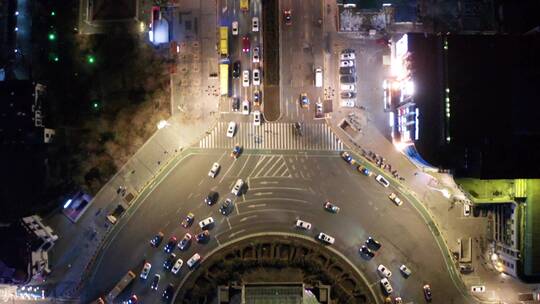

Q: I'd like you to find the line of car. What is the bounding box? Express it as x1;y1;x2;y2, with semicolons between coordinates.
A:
339;49;357;108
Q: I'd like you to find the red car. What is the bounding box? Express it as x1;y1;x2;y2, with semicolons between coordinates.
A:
242;36;250;53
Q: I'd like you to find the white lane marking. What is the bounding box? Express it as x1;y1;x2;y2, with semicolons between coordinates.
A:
237;154;251;177
198;179;204;186
247;203;267;208
245;155;263;177
253;192;273;196
240;215;257;222
229;229;246;238
259;181;278;185
187;193;194;199
226;217;232;229
264;157;284;176
219;160;237;183
271;162;287;177
252;155;276;177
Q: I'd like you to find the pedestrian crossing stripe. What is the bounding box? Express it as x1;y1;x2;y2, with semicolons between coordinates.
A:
198;122;343;151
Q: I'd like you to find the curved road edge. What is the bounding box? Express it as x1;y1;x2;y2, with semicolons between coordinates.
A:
326;119;475;303
173;231;381;304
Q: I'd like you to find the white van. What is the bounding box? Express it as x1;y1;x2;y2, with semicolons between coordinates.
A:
315;67;323;87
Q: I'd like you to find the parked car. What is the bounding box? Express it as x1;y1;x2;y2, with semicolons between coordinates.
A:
242;70;250;87
340;52;356;60
341;84;356;91
252;68;261;86
295;219;312;230
464;203;471;216
242;99;250;114
471;285;485;293
253;47;260;63
340;75;356;84
340;100;355;108
162;284;174;301
359;245;375;258
242;36;250;53
163;253;176;270
339;66;355;75
150;232;164;247
164;236;177;253
300;93;309;108
195;230;210;242
340;60;355;67
253;90;261;106
388;193;402;206
366;236;382;250
324;201;340;213
375;174;390;188
341;91;356;98
140;262;151;279
231;144;242;159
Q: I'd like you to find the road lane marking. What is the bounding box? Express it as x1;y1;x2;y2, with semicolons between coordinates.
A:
188;192;194;199
198;179;204;186
240;215;257;222
247;203;267;208
259;181;278;185
253;192;273;196
264;157;283;176
252;155;276;177
226;217;232;229
219;159;237;183
237;154;251;177
229;229;246;238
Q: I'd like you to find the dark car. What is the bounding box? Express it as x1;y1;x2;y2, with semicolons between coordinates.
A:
283;9;292;25
341;91;356;99
162;284;174;301
163;253;176;270
195;230;209;242
127;294;138;304
253;90;261;106
340;75;356;84
204;191;218;205
150;232;164;247
150;274;160;290
233;61;240;78
219;199;233;215
339;66;355;75
366;236;381;250
164;236;177;253
232;98;240;111
178;233;192;251
359;245;375;258
423;284;432;302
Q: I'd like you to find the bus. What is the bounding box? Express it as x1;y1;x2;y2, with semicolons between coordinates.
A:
219;26;228;57
106;270;136;302
220;64;229;96
240;0;249;12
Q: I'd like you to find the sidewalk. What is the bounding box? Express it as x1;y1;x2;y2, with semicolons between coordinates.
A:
42;0;218;300
326;107;540;303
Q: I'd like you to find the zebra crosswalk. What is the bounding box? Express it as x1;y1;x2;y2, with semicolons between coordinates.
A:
198;122;344;150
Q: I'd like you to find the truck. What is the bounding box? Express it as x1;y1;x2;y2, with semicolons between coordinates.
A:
105;270;136;302
219;26;228;57
219;63;229;96
240;0;249;12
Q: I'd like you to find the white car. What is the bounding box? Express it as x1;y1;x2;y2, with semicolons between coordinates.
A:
198;217;215;229
340;100;355;107
231;178;244;196
253;111;261;126
317;232;335;244
377;264;392;278
242;70;250;87
340;60;354;67
242;100;250;115
471;285;485;293
464;203;471;216
340;53;356;60
380;278;393;294
187;253;201;269
171;258;183;274
252;17;259;32
399;264;412;277
252;68;261;86
226;121;236;138
140;262;151;279
295;219;312;230
375;174;390;188
388;193;402;206
232;21;239;35
253;47;260;63
340;84;356;91
208;162;220;178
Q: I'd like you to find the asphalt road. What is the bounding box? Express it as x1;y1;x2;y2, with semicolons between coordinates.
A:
84;148;467;303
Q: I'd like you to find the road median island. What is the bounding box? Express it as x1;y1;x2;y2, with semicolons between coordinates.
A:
174;233;377;304
262;0;280;121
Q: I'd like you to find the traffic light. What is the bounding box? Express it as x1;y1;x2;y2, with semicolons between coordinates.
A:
48;32;56;41
91;100;101;110
87;55;95;64
51;11;56;16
